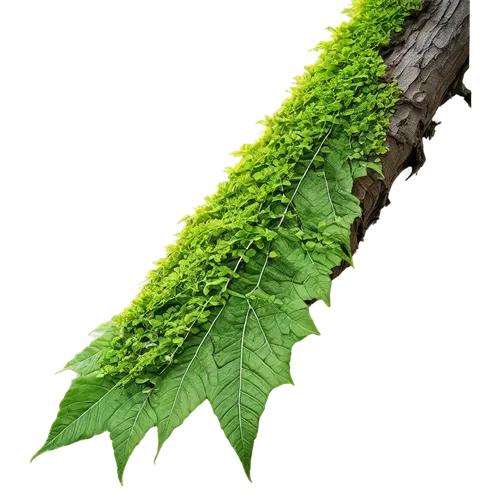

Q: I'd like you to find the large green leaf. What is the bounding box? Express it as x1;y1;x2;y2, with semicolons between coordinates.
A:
33;0;423;483
30;129;359;483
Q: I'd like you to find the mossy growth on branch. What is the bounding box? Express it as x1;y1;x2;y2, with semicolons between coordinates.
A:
93;0;421;382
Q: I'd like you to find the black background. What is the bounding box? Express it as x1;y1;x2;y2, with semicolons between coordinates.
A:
19;3;476;497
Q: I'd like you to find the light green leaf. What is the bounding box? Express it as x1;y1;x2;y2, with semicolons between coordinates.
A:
360;160;384;177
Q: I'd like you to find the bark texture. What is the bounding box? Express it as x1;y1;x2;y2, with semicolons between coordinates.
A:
329;0;470;284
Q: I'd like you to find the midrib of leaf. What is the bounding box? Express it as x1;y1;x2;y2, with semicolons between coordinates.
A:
126;394;150;448
323;169;337;216
278;125;334;226
237;307;251;444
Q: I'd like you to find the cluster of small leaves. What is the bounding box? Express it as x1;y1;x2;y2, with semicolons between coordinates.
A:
90;0;422;383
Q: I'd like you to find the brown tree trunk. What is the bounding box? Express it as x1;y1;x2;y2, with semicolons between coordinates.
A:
329;0;470;284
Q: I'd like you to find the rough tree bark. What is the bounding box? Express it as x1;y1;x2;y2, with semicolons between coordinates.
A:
326;0;470;286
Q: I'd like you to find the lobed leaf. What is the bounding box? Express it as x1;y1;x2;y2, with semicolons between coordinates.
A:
33;0;423;483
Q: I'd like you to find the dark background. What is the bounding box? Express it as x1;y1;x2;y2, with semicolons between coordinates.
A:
20;4;478;497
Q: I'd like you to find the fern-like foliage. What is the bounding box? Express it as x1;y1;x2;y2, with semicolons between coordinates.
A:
33;0;422;483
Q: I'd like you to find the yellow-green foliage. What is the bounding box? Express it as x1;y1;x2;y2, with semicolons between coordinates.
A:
94;0;421;381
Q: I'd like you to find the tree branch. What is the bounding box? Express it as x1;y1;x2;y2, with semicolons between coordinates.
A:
329;0;470;284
